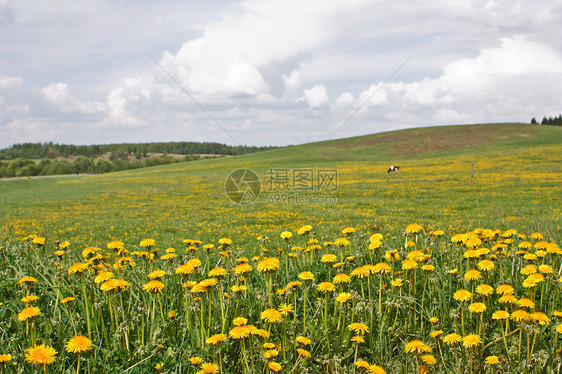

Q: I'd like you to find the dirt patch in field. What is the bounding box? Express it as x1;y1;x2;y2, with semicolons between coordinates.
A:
329;124;534;158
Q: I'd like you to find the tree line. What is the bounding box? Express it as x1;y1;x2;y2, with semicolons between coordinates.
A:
0;141;276;160
0;155;205;178
530;114;562;126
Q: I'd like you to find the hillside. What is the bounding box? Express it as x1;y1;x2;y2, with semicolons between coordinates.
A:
0;122;560;247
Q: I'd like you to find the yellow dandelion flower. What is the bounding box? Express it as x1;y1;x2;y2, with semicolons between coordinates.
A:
531;312;550;325
65;335;93;354
143;280;165;293
197;362;219;374
442;333;462;345
234;263;253;275
453;289;472;302
268;362;282;372
296;348;311;357
348;322;369;335
468;302;487;314
296;336;312;345
333;273;351;284
404;340;431;354
321;254;338;264
0;354;13;363
18;306;41;321
21;295;39;304
261;308;283;323
298;271;315;281
492;310;510;320
336;292;352;303
401;259;418;271
475;284;494;296
464;269;482;281
421;355;437;365
511;309;531;322
317;282;336;293
60;297;76;304
485;356;499;365
462;334;482;348
189;356;202;365
25;344;57;367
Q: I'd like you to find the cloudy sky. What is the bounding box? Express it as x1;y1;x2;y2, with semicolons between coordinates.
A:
1;0;561;148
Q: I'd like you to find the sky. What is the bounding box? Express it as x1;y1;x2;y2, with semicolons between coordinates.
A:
1;0;562;148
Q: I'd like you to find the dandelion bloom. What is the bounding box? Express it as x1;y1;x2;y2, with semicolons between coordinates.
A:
176;264;195;275
468;302;487;314
521;264;537;275
261;308;283;323
462;334;482;348
257;257;280;273
355;360;370;369
146;269;165;279
348;322;370;335
477;260;495;272
94;271;114;284
189;357;203;365
21;295;39;304
518;298;535;309
556;324;562;334
234;263;253;275
373;262;392;274
401;260;418;271
421;264;435;272
475;284;494;296
268;362;282;372
317;282;336;293
407;250;425;261
368;365;387;374
139;239;155;248
278;303;294;316
430;330;443;339
442;333;462;345
0;354;12;363
421;355;437;365
333;273;351;284
143;280;165;293
492;310;510;320
263;349;279;359
498;294;518;305
531;312;550;325
334;237;350;247
405;223;423;235
68;262;89;275
511;309;530;322
391;278;403;287
485;356;499;365
197;363;219;374
60;297;76;304
404;340;431;354
297;225;313;235
539;265;553;274
25;344;57;367
208;267;227;278
280;231;293;240
233;317;248;326
429;317;439;324
65;336;93;354
229;326;252;339
100;279;130;292
453;289;472;302
296;348;311;357
464;269;482;282
18;306;40;321
298;271;315;281
351;335;365;343
321;254;338;264
296;336;312;345
336;292;352;304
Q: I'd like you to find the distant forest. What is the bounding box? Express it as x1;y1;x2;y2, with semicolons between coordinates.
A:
531;114;562;126
0;141;276;178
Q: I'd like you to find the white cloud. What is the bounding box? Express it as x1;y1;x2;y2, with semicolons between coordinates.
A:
0;73;22;88
301;84;330;109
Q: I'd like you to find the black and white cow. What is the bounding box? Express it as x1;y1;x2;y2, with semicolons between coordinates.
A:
387;166;400;173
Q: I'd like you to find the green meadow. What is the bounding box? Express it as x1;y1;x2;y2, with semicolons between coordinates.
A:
0;122;561;374
0;123;560;247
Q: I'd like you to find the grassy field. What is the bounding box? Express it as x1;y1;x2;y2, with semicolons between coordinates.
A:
0;123;560;247
0;123;561;373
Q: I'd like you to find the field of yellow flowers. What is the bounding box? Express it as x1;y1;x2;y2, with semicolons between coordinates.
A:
0;225;561;373
0;123;561;373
